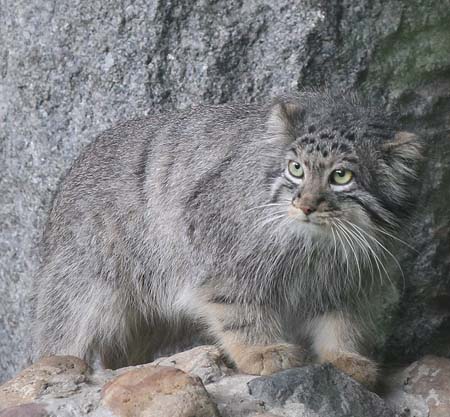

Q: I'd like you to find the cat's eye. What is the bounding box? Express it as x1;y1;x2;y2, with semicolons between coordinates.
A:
331;169;353;185
288;161;304;178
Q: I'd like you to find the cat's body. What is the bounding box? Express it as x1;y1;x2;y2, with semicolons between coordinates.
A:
32;92;421;387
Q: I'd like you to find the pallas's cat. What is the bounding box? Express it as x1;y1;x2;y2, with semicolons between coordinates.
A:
32;92;421;387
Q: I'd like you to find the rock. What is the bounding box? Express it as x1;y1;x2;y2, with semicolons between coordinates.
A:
1;348;450;417
248;364;395;417
151;345;233;384
0;403;50;417
385;355;450;417
101;365;220;417
206;374;264;417
251;414;283;417
0;356;89;410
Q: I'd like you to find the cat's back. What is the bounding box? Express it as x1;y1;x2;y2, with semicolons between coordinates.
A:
43;103;268;254
59;102;266;193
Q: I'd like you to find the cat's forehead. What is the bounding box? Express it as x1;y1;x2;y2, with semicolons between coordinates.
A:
291;127;359;167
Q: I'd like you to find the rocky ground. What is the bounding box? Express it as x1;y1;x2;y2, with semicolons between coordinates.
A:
0;346;449;417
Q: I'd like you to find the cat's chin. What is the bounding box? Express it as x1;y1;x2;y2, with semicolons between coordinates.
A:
288;208;330;229
300;220;329;230
291;217;332;239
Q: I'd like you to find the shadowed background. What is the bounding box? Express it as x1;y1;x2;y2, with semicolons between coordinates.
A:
1;0;449;382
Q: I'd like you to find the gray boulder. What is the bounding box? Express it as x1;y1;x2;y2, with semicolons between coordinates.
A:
248;364;396;417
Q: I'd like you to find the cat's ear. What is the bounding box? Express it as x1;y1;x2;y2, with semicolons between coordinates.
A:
383;131;422;159
266;99;305;144
382;131;423;178
383;131;423;164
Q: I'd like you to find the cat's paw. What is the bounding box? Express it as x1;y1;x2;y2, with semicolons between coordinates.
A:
231;343;306;376
327;352;378;388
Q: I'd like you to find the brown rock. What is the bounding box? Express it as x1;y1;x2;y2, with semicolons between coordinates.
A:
0;403;49;417
387;355;450;417
102;365;220;417
0;356;89;410
403;356;450;417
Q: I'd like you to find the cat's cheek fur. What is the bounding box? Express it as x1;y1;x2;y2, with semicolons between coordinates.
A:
339;202;374;230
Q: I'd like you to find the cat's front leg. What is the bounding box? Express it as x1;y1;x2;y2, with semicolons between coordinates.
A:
201;295;307;375
309;312;377;388
224;339;304;376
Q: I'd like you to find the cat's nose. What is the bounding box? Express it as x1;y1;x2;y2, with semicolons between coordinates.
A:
299;205;316;215
292;197;317;215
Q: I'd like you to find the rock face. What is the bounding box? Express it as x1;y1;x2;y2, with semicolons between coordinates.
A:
1;0;449;383
1;347;450;417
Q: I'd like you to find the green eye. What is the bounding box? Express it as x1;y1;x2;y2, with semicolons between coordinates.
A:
331;169;353;185
288;161;304;178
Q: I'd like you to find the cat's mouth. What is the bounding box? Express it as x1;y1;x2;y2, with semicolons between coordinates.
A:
287;206;330;226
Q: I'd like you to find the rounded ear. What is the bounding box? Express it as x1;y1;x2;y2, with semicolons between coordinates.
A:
382;131;422;160
382;131;423;179
266;98;305;145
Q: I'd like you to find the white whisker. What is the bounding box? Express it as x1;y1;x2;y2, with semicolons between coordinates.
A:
334;221;362;294
341;220;389;287
244;202;288;213
333;224;350;282
343;220;402;290
370;225;418;253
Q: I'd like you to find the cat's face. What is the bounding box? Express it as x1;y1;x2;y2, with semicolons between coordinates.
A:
272;129;374;236
266;95;422;243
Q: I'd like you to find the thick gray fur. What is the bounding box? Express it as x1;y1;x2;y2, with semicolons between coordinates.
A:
31;91;421;376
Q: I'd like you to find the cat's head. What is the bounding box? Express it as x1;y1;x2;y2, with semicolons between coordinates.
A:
264;92;422;242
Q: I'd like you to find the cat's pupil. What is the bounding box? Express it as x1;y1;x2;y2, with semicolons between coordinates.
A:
294;163;300;169
336;170;345;177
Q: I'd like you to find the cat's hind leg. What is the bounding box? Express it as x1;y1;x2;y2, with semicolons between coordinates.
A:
98;314;156;370
32;266;153;369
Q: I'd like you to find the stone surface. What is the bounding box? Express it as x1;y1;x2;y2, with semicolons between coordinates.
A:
206;374;264;417
386;355;450;417
151;345;233;384
248;364;396;417
0;356;89;410
0;403;50;417
1;0;449;383
0;347;450;417
102;365;220;417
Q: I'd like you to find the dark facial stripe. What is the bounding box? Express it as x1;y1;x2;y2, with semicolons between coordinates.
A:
222;321;251;332
208;294;236;304
346;195;393;227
